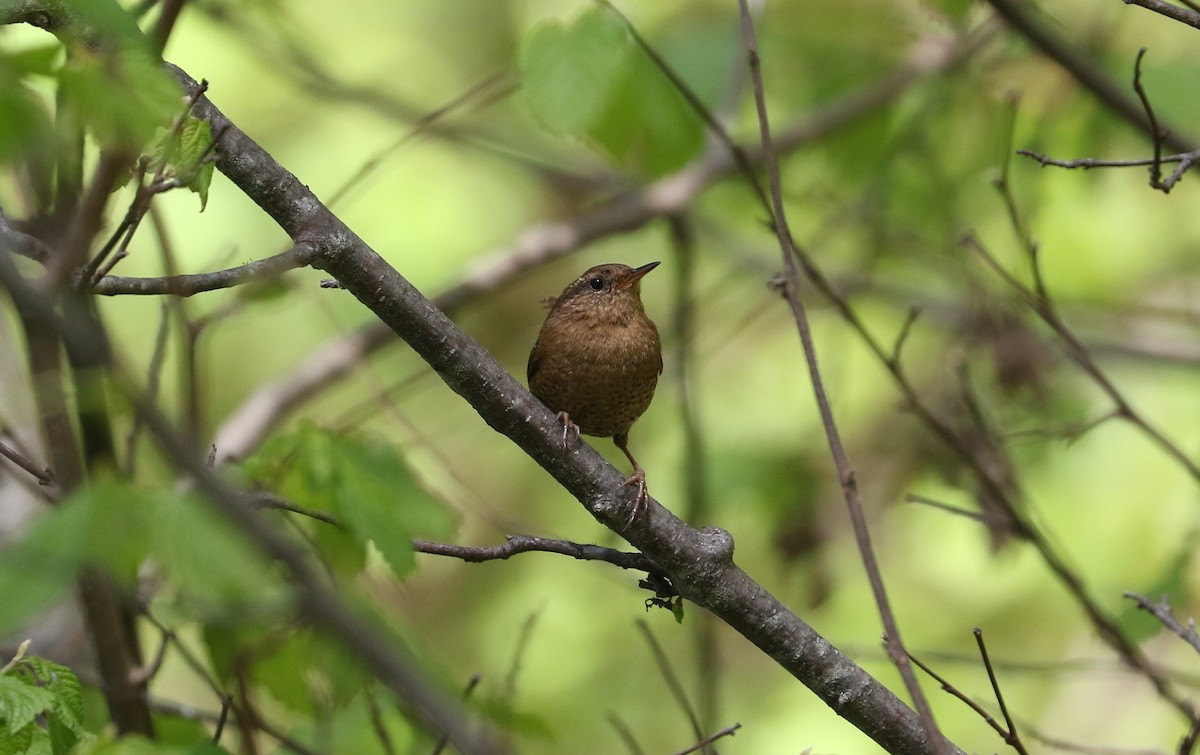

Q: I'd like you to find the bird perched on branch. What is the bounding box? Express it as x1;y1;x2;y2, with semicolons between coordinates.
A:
528;262;662;529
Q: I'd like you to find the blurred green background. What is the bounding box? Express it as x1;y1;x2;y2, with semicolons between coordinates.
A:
5;0;1200;751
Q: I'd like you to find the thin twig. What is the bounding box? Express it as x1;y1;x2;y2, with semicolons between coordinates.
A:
735;3;945;751
673;723;742;755
1018;149;1200;170
667;215;720;738
413;535;655;571
1123;593;1200;656
502;611;541;706
1122;0;1200;30
326;73;512;210
1180;715;1200;755
127;626;170;686
964;233;1200;487
91;244;312;297
986;0;1194;152
889;307;922;367
364;684;397;755
974;628;1027;754
1131;49;1167;189
249;491;343;526
82;80;213;284
150;698;320;755
905;494;996;525
908;650;1014;745
636;620;706;746
431;675;483;755
0;437;54;486
607;712;647;755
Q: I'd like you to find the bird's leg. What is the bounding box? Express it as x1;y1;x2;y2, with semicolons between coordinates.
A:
613;433;647;531
555;411;581;450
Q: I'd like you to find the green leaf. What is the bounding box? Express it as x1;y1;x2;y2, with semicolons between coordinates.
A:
57;45;179;152
0;723;35;755
149;492;283;619
0;676;55;735
201;623;260;685
22;657;86;753
8;45;61;76
588;46;704;176
255;630;367;714
171;117;214;210
520;8;629;136
190;159;214;211
243;423;454;579
519;7;704;176
0;57;54;163
329;436;452;578
0;538;77;637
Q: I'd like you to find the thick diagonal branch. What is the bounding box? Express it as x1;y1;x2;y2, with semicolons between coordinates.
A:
170;63;962;754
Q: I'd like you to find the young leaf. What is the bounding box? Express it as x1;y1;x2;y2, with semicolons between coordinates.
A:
25;658;86;752
520;8;629;137
150;492;283;619
0;723;35;755
243;423;454;579
0;676;54;735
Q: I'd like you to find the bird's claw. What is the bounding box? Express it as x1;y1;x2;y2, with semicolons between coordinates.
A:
619;468;647;532
554;411;581;450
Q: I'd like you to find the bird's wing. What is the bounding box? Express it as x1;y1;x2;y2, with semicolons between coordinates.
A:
527;340;542;384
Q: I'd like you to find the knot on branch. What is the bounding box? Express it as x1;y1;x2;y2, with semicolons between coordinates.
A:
696;526;735;565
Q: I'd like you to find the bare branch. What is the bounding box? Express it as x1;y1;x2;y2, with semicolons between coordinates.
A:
736;2;946;750
0;436;55;486
1131;48;1167;189
908;649;1017;749
673;723;742;755
414;535;654;571
1124;593;1200;656
1017;149;1200;170
636;619;706;745
985;0;1196;152
1122;0;1200;29
974;628;1027;754
91;244;312;296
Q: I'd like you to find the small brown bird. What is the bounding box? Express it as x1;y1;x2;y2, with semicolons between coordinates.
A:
528;262;663;528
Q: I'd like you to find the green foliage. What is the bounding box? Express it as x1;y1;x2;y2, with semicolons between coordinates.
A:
149;116;215;210
0;482;282;635
0;47;56;163
0;651;92;755
242;422;454;579
520;7;704;176
56;45;177;153
254;629;368;713
521;9;627;137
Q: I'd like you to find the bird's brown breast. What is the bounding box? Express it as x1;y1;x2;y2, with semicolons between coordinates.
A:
528;304;662;438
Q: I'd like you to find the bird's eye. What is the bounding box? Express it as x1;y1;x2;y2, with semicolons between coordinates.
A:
589;277;605;291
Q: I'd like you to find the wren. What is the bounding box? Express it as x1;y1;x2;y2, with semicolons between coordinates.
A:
527;262;663;528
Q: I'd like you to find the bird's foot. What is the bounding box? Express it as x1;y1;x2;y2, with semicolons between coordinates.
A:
619;467;647;532
554;411;581;450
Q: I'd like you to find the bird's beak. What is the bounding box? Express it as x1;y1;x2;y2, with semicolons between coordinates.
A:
618;261;660;290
